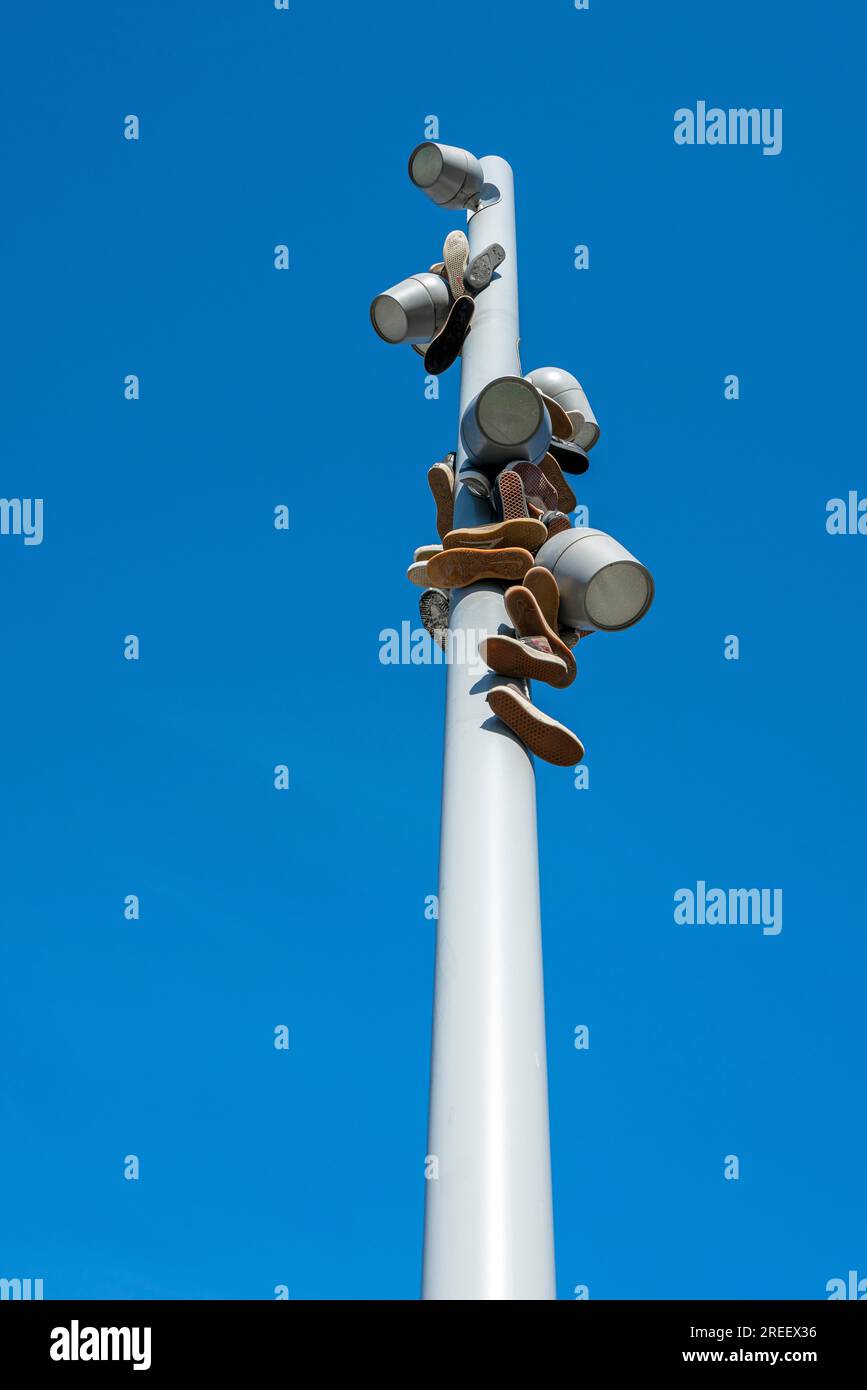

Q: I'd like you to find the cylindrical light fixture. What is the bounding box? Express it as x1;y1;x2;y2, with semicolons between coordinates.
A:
534;527;654;632
460;375;552;474
525;366;600;450
408;142;485;210
370;271;451;345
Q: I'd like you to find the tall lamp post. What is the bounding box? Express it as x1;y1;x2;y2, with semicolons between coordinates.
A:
373;140;654;1299
375;135;653;1295
410;149;557;1301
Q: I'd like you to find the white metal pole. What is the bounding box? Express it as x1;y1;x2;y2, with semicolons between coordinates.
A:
421;156;557;1301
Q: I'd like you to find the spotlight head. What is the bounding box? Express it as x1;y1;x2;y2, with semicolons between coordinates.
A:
525;366;600;451
534;527;654;633
370;271;451;345
408;142;485;210
460;375;552;474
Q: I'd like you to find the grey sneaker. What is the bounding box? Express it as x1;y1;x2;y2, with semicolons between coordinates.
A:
465;242;506;293
458;465;492;499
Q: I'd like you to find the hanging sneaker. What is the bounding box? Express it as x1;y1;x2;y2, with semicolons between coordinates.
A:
464;242;506;293
420;587;450;650
428;456;455;540
523;566;560;631
427;546;535;589
495;468;532;521
486;686;585;766
442;230;469;299
542;510;573;539
505;583;576;688
424;295;475;375
480;633;568;686
559;626;591;649
458;465;493;498
539;453;577;512
443;516;547;552
414;543;444;562
539;394;574;441
548;437;590;475
407;559;432;587
510;460;559;513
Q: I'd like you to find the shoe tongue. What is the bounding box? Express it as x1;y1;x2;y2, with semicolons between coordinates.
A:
521;636;553;656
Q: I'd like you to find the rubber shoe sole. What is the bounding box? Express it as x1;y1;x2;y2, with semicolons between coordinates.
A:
510;461;558;513
442;230;469;299
496;469;531;521
523;566;560;632
414;543;443;562
487;686;585;767
539;454;577;512
428;461;455;540
419;588;450;650
424;295;474;375
480;634;567;686
505;584;576;688
543;511;573;539
427;546;534;589
444;517;546;552
539;394;574;441
407;560;430;587
464;242;506;292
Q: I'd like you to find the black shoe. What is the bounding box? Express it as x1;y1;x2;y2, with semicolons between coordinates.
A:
424;295;475;375
464;242;506;293
548;437;590;475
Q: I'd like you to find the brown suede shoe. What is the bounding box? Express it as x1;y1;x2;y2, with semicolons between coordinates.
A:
427;546;535;588
487;686;585;766
480;633;568;686
504;583;577;688
443;516;547;552
428;456;455;540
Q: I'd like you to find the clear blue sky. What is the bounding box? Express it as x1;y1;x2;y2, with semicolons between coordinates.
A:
1;0;864;1300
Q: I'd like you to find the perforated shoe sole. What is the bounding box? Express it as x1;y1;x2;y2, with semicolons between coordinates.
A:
442;230;469;299
486;686;585;767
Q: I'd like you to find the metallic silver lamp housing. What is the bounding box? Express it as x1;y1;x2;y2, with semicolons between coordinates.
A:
460;375;552;474
534;527;654;632
408;141;485;210
370;271;451;344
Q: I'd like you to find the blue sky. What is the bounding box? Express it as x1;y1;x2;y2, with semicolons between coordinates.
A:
1;0;864;1299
